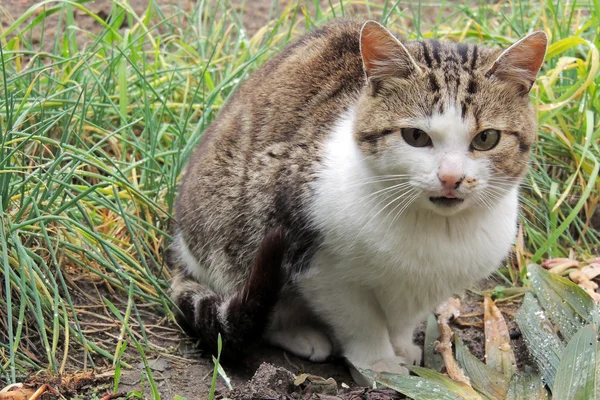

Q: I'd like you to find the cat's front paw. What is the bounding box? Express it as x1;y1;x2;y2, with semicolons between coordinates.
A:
348;356;409;387
393;342;422;365
266;326;333;362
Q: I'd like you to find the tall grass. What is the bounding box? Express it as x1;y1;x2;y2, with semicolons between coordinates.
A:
0;0;598;389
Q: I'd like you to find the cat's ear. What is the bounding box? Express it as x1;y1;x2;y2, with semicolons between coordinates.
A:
485;31;547;93
360;21;421;84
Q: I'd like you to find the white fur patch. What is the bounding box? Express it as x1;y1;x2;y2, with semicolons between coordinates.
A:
216;296;233;333
305;108;520;369
174;232;234;294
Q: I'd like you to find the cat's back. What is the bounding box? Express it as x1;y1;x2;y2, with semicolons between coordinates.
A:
187;19;364;161
174;20;365;286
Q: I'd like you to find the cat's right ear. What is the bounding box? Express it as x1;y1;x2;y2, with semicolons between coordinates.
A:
360;21;421;85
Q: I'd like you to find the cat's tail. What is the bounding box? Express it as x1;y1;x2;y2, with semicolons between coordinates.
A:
168;228;286;360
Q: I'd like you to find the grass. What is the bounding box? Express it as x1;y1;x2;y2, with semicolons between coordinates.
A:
0;0;598;397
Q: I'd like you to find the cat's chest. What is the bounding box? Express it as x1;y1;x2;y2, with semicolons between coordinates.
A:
317;203;518;287
381;215;512;276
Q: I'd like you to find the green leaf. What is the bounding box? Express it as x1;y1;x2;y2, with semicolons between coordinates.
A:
454;338;509;399
212;355;232;390
527;264;599;341
423;313;443;372
515;293;564;388
506;372;548;400
361;369;472;400
409;366;482;399
208;333;223;400
553;325;598;399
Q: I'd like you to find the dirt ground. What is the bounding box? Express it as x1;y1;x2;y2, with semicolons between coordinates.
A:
107;286;528;399
1;1;538;399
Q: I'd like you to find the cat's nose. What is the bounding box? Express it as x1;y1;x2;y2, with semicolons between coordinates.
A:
438;171;465;190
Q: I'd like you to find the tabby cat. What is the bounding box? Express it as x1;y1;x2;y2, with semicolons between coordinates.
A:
167;19;547;385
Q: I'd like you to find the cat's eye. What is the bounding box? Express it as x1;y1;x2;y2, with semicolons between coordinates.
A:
401;128;432;148
471;129;501;151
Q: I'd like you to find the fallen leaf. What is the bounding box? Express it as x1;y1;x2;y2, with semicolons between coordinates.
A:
294;373;337;395
483;295;516;377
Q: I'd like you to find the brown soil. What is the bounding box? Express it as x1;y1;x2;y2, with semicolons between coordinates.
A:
108;290;529;399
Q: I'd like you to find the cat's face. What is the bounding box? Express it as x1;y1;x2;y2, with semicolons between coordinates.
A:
354;22;546;216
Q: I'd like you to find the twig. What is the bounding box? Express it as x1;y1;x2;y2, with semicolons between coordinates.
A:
28;384;48;400
434;298;471;387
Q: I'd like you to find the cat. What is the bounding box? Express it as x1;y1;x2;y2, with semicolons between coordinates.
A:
167;19;547;385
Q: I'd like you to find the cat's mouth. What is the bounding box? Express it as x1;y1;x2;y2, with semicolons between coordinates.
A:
429;196;465;207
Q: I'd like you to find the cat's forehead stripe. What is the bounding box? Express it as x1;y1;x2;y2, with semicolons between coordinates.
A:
419;41;433;67
413;40;481;73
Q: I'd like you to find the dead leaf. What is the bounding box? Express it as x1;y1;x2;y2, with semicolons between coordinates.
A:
0;383;35;400
483;295;516;377
294;373;337;395
542;258;579;274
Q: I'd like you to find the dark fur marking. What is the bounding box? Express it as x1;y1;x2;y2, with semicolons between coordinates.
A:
428;72;440;92
519;143;531;152
470;45;478;70
445;55;458;64
359;132;385;145
420;42;432;67
457;43;469;64
506;131;531;153
431;40;441;65
437;100;445;114
454;73;461;94
467;78;478;95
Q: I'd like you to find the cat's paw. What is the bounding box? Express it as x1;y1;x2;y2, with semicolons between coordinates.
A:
266;326;333;362
393;342;422;365
349;356;409;387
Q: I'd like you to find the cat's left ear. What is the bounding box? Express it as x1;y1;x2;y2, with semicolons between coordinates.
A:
486;31;548;93
360;21;422;84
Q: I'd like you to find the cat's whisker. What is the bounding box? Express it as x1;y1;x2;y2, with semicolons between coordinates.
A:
351;188;418;246
488;177;550;193
326;182;414;221
349;172;412;180
382;188;416;226
344;177;412;188
386;190;422;234
474;192;494;211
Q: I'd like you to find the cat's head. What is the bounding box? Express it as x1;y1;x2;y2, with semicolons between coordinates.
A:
353;21;547;216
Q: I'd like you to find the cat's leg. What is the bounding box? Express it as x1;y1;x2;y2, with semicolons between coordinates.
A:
264;288;333;362
376;289;424;365
298;270;409;385
389;324;423;365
